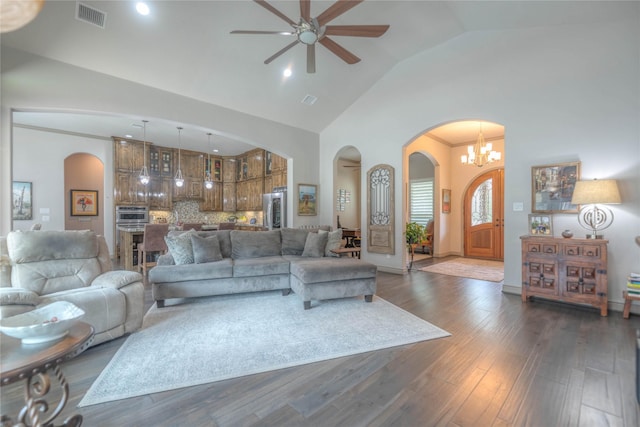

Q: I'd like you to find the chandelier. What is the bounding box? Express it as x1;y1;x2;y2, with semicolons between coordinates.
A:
460;123;501;167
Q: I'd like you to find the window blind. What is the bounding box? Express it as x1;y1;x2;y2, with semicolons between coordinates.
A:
410;178;434;226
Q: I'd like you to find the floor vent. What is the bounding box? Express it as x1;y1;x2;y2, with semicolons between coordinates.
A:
301;95;318;106
76;2;107;29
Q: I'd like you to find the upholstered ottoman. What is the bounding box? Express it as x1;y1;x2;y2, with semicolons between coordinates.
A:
288;258;377;309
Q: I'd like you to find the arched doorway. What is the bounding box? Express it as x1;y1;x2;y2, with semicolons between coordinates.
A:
463;168;504;260
404;120;504;262
334;147;361;230
64;153;104;235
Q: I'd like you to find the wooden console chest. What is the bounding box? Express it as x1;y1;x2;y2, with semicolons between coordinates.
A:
521;235;608;316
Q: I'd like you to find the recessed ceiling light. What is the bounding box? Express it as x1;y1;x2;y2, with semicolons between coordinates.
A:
125;134;133;138
213;149;219;153
136;2;150;16
283;68;292;78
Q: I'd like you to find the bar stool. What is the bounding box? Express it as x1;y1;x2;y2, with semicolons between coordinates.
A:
137;224;170;276
217;222;236;230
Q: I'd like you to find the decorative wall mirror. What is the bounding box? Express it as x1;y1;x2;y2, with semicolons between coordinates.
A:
367;164;395;254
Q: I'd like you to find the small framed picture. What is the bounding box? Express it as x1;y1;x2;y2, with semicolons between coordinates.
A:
12;181;33;220
298;184;317;216
70;190;99;216
528;214;553;236
442;189;451;214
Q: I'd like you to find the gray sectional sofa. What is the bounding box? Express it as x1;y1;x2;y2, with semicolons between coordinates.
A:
149;228;377;309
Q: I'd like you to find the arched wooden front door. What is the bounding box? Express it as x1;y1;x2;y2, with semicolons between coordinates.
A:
463;169;504;260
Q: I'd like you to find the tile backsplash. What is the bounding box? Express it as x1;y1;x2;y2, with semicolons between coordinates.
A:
150;200;262;225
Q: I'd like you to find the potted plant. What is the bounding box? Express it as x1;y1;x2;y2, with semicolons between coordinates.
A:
406;222;426;246
405;222;426;270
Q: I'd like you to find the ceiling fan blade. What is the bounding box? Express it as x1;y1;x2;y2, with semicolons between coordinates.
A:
300;0;311;22
231;30;295;35
264;40;300;65
316;0;364;27
324;25;389;38
254;0;296;26
319;37;360;64
307;44;316;73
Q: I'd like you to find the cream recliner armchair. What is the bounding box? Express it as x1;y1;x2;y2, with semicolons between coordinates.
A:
0;230;144;346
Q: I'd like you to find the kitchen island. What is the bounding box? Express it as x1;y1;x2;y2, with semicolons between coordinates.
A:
118;226;145;271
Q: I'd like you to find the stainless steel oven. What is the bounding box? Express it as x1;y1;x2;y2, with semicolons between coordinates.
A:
115;206;149;226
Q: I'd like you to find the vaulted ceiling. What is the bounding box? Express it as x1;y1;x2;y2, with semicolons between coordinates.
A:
3;1;628;154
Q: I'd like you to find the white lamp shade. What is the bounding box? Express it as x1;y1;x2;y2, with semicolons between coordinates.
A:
571;179;621;205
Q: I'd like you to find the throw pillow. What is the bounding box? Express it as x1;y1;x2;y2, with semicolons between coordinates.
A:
302;231;328;258
191;234;223;264
280;228;309;255
164;230;197;265
319;228;343;257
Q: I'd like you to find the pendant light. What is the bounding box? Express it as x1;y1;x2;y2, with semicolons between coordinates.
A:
174;127;184;187
204;133;214;190
138;120;150;185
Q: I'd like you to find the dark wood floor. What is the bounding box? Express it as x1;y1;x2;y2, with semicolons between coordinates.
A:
2;257;639;426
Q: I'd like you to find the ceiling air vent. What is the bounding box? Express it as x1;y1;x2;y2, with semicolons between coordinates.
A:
301;95;318;106
75;2;107;29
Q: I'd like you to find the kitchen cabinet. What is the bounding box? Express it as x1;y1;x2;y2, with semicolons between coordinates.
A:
148;177;173;210
114;172;148;205
150;147;172;177
200;183;223;211
114;138;145;172
223;182;236;212
264;151;287;192
235;179;263;211
173;149;205;200
247;149;265;179
223;158;236;182
222;158;236;212
521;235;608;316
266;151;287;175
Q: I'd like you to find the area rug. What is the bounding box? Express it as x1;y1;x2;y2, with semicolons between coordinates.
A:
79;291;450;407
419;257;504;282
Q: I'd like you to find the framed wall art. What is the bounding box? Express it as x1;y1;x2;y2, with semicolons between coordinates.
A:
70;189;99;216
442;189;451;214
12;181;32;220
297;184;317;216
528;214;553;236
531;161;580;213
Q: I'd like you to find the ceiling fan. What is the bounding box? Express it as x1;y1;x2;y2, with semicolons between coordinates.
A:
231;0;389;73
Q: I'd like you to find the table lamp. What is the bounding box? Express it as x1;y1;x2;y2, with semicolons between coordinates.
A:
570;179;621;239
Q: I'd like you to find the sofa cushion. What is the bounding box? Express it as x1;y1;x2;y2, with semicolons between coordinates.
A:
280;228;309;255
231;230;282;259
7;230;98;263
302;232;328;258
191;234;223;264
319;228;342;257
232;256;291;277
39;286;127;334
165;230;197;265
149;259;233;283
290;258;377;284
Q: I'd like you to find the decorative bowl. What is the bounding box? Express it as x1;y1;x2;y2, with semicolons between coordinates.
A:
0;301;85;344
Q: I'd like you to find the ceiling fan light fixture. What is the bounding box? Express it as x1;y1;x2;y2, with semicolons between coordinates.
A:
298;29;318;45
